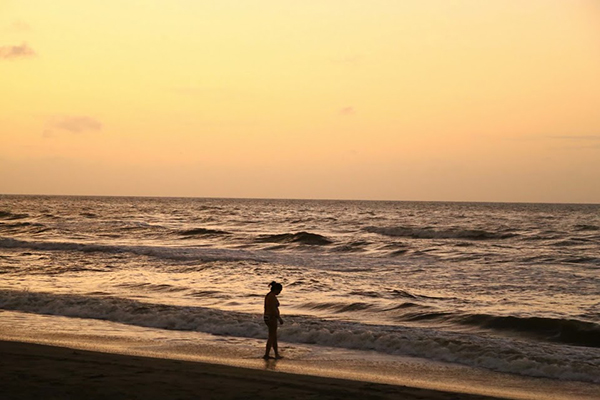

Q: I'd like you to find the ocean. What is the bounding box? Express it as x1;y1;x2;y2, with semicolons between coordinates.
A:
1;195;599;396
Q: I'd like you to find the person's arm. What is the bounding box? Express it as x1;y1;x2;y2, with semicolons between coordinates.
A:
276;298;283;325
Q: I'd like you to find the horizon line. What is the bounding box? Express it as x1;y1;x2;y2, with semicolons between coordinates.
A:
1;192;598;206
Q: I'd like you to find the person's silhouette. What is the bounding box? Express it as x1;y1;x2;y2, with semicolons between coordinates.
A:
263;281;284;359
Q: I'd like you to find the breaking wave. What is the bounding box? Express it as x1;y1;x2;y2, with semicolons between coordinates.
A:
397;311;600;348
458;314;600;348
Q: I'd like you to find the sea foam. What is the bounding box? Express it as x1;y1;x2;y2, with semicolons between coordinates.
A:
1;289;598;384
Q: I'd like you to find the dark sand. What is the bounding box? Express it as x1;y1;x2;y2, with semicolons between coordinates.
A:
0;340;504;400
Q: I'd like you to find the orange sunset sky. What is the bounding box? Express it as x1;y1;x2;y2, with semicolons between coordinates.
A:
1;1;599;203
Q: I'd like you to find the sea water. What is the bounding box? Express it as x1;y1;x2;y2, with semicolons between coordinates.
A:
0;195;599;397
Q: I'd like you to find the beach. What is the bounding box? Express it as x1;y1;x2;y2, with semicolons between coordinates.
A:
1;340;504;400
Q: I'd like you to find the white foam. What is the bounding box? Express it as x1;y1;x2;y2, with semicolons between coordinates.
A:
3;311;599;400
0;289;598;383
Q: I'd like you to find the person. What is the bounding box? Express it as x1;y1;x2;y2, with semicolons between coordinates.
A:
263;281;284;359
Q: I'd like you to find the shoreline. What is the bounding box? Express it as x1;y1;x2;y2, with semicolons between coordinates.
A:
0;339;503;400
1;310;599;400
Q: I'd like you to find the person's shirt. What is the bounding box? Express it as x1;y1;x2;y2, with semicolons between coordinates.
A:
264;292;280;316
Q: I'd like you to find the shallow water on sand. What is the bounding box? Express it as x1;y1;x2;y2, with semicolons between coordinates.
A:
1;311;598;400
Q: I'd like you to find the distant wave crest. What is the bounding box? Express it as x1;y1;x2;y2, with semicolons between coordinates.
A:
364;226;516;240
0;238;264;263
0;222;49;234
574;224;600;232
0;210;30;220
300;301;375;313
179;227;231;236
256;231;333;246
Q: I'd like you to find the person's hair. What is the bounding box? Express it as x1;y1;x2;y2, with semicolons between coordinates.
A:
268;281;283;292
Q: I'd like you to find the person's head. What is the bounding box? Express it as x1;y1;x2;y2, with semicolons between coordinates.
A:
268;281;283;294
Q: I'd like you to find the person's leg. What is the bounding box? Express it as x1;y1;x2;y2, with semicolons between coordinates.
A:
264;336;272;359
272;324;280;358
266;322;278;358
264;320;276;358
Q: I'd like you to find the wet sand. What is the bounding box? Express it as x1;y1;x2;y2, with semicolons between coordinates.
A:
0;340;503;400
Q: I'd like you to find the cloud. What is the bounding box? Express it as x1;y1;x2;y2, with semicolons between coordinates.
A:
9;21;32;32
0;42;35;59
340;106;356;116
44;116;103;137
545;135;600;150
547;135;600;141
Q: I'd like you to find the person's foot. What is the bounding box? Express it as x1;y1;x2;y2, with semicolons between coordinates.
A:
274;354;284;359
262;354;271;360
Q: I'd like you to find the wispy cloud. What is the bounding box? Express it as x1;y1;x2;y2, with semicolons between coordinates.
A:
44;116;103;137
545;135;600;150
340;106;356;116
9;21;32;33
547;135;600;141
0;42;35;59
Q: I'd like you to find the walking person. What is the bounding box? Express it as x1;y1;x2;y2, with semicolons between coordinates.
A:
263;281;284;359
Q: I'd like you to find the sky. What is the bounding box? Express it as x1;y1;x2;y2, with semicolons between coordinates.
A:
1;1;599;203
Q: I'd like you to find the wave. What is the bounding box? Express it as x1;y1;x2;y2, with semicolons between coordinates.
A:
385;302;426;310
574;224;600;232
0;222;49;234
0;211;29;220
118;221;166;231
300;301;375;313
115;282;188;293
190;290;225;298
390;289;419;299
178;227;231;236
562;256;600;264
552;238;593;247
80;212;98;218
256;232;333;246
0;237;426;272
364;226;516;240
331;240;370;253
0;237;265;263
0;289;598;383
459;314;600;348
349;289;442;302
397;311;600;348
349;290;383;298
